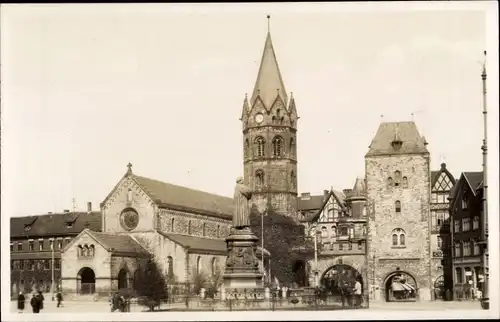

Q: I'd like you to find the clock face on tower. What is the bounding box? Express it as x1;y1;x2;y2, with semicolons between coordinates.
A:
255;113;264;124
120;208;139;231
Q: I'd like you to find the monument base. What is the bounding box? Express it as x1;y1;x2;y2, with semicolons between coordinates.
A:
223;227;265;299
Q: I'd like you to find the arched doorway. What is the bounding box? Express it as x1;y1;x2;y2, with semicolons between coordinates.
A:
292;260;309;287
77;267;96;294
384;271;417;302
320;264;362;296
118;268;129;289
434;275;445;300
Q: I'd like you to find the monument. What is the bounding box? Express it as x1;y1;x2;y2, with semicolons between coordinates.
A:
222;177;264;299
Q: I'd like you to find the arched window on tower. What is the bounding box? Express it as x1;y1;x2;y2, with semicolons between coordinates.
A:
244;139;250;159
216;224;220;238
188;220;192;235
171;218;175;232
395;200;401;213
202;223;206;237
196;256;202;274
391;228;406;247
394;171;402;186
255;137;265;157
255;170;265;188
388;177;393;187
402;176;408;189
272;136;283;157
289;137;295;157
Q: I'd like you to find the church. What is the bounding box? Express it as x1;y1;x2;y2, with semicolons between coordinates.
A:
53;20;437;302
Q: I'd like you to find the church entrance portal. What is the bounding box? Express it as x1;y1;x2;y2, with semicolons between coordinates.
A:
77;267;96;294
384;271;417;302
118;269;129;289
320;264;362;296
292;260;309;287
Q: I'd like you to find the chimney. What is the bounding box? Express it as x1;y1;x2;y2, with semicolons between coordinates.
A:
63;209;70;213
87;202;92;213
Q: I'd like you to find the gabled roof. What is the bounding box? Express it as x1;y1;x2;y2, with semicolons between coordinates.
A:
308;189;348;223
101;165;233;221
159;232;227;254
366;121;429;157
10;212;102;238
297;194;325;211
63;229;150;257
431;163;456;191
250;32;288;109
449;171;483;203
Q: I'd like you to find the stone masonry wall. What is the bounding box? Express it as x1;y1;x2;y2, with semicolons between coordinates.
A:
158;209;231;239
366;154;432;301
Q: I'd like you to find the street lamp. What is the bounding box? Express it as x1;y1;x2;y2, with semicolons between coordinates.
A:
50;239;55;301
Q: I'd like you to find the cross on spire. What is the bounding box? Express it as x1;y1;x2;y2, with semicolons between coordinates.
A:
127;162;133;174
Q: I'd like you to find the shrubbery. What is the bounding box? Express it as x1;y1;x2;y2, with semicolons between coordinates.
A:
133;259;168;311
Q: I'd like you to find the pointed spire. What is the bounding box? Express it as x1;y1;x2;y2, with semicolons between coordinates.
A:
251;17;288;109
240;93;250;120
352;177;366;198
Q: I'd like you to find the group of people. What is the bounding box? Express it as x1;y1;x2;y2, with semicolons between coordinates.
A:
109;292;130;312
17;290;64;313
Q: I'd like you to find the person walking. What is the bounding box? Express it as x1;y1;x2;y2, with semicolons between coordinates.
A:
17;292;25;313
30;293;40;313
56;291;63;308
37;291;45;311
353;278;363;308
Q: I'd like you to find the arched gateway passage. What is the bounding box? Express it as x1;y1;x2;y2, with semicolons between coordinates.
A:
384;271;417;302
320;264;362;296
77;267;96;294
118;268;129;289
292;260;310;287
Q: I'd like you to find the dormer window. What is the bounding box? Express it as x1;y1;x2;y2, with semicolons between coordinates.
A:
391;132;403;151
24;225;31;232
66;222;73;228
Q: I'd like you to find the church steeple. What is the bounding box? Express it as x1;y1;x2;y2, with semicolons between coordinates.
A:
250;18;288;110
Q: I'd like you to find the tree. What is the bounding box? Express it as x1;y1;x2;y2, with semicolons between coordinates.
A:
191;268;208;296
249;206;307;286
134;259;167;311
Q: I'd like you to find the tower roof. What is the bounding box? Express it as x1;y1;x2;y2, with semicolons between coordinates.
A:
251;31;288;109
366;121;429;157
351;177;366;198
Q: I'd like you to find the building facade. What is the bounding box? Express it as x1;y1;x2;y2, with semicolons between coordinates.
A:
448;171;484;299
365;121;432;302
429;163;456;299
9;205;101;297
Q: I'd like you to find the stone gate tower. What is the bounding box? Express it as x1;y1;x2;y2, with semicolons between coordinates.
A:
365;121;432;302
240;27;299;217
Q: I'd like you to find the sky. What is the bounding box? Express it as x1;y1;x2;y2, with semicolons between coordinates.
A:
1;3;498;217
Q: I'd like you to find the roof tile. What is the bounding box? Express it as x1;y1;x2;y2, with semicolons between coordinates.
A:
366;121;429;157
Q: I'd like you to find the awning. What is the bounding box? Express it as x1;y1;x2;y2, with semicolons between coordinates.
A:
391;282;405;291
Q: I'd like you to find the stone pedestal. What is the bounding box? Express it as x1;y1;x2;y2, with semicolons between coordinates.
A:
223;227;264;299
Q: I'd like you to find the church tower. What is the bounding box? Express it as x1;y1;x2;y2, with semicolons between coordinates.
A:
241;19;299;217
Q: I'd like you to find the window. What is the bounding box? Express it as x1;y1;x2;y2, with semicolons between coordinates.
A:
330;226;336;238
437;236;442;248
358;241;363;250
127;188;133;203
255;170;265;187
388;177;393;187
339;226;348;237
391;228;406;247
202;223;206;237
18;243;23;251
211;257;218;276
66;222;73;228
188;221;192;235
454;220;460;233
255;137;265;157
463;241;471;256
29;240;34;251
167;256;174;276
339;243;344;251
196;256;202;274
402;177;408;189
37;260;44;270
171;218;175;232
43;260;50;270
454;242;461;257
54;259;61;270
348;242;353;250
462;217;471;232
321;227;327;239
272;136;283;157
19;260;24;270
289;138;295;157
291;171;296;189
244;139;249;159
395;201;401;213
431;193;438;203
394;171;402;186
65;238;71;246
217;224;220;238
49;239;54;250
10;243;14;252
473;240;480;255
437;193;447;204
461;196;468;210
327;207;334;221
38;239;44;251
11;260;14;271
455;268;463;284
473;216;480;230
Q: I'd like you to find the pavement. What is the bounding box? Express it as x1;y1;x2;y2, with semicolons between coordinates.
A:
10;299;483;314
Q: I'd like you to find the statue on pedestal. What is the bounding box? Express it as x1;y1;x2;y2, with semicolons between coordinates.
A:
233;177;252;229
